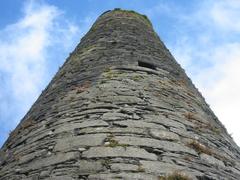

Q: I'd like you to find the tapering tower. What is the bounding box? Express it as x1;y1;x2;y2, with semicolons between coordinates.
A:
0;9;240;180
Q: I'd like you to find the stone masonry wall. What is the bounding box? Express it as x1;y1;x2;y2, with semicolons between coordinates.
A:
0;9;240;180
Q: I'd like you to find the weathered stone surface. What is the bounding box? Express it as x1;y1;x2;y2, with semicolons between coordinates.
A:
19;149;47;164
113;120;166;129
0;150;5;165
0;9;240;180
88;172;159;180
82;147;158;160
45;176;74;180
98;95;145;105
75;127;148;136
144;114;186;129
140;160;187;174
170;127;196;139
115;136;198;156
101;112;131;121
77;160;104;174
24;152;79;171
110;163;139;172
149;129;180;141
54;134;107;151
200;154;225;167
54;120;109;134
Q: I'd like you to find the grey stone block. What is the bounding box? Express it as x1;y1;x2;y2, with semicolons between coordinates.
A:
82;147;158;160
110;163;139;172
113;120;166;129
200;154;225;167
101;112;131;121
149;129;180;141
77;160;103;174
55;120;109;134
24;152;79;171
88;172;159;180
54;134;107;151
140;160;187;175
115;136;198;156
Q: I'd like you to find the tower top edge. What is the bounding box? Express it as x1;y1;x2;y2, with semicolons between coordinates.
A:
99;8;153;27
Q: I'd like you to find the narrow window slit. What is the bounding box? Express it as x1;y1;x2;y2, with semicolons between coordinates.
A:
138;61;157;70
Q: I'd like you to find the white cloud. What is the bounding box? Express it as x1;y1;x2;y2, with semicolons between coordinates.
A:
195;43;240;143
210;0;240;32
169;0;240;145
0;0;80;144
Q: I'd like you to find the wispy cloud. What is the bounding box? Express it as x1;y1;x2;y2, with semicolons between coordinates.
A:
210;0;240;32
0;0;81;145
195;43;240;142
166;0;240;145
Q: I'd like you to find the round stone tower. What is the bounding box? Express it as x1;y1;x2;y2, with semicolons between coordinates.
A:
0;9;240;180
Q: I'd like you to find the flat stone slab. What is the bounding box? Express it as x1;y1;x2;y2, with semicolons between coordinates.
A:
110;163;139;172
101;112;131;121
200;154;225;167
113;120;166;130
44;177;74;180
98;95;145;104
140;160;187;175
75;127;147;136
24;152;79;171
55;120;109;134
82;147;158;160
88;172;159;180
76;120;109;128
114;136;197;156
144;115;186;129
149;129;180;141
77;160;104;174
170;127;196;139
54;134;107;151
78;108;112;116
19;149;47;164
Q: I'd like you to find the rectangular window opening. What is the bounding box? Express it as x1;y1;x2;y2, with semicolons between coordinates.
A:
138;61;157;70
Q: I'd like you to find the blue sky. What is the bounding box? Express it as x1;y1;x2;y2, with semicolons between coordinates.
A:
0;0;240;146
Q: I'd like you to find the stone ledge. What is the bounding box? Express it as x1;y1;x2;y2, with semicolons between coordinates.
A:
82;146;158;160
54;134;108;152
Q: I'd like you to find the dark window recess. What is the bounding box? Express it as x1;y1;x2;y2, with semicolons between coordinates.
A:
111;41;117;45
138;61;157;70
